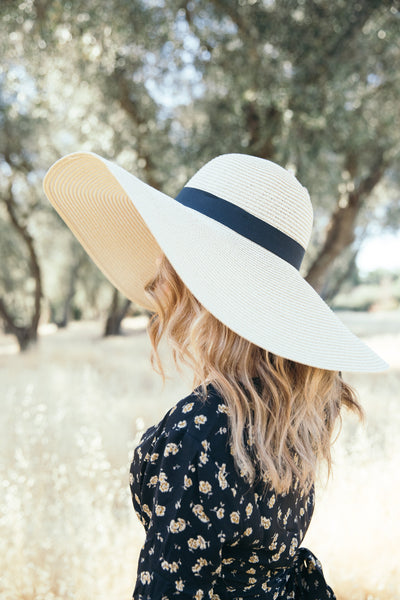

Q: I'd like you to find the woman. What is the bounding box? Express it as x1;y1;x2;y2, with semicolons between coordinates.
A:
43;152;388;599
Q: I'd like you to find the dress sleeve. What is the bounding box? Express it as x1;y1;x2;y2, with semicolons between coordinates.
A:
132;424;245;600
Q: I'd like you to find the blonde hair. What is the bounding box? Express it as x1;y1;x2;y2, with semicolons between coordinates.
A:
144;253;363;494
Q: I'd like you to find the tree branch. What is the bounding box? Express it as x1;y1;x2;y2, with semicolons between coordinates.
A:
1;180;42;342
208;0;254;40
305;150;388;292
108;67;162;190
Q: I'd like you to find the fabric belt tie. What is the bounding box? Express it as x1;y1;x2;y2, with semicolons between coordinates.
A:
290;547;336;599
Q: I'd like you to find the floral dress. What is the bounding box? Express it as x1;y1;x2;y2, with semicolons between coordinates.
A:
129;381;336;599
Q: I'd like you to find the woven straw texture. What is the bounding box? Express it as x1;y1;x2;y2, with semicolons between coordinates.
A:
43;152;388;373
187;154;313;250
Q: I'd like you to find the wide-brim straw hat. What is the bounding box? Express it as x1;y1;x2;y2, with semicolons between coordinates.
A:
43;152;388;373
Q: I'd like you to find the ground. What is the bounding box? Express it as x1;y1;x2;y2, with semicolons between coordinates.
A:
0;311;399;600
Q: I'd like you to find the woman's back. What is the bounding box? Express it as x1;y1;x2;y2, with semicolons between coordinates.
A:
130;382;334;599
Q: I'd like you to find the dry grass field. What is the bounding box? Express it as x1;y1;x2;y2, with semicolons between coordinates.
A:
0;311;399;600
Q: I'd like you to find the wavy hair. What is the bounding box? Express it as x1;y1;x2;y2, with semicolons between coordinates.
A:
143;253;363;494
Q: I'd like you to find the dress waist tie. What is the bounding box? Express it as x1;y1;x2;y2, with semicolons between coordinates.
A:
286;547;336;599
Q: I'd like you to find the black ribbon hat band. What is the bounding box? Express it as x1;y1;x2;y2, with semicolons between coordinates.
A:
175;186;305;270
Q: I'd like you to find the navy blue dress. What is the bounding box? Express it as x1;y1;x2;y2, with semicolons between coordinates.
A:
129;381;336;599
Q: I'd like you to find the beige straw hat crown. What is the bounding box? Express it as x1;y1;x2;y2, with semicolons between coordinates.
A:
43;151;388;373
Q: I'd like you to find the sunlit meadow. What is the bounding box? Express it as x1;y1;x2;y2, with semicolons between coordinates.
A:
0;312;399;600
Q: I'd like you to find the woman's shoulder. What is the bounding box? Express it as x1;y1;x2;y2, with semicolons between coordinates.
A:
161;382;229;441
136;382;229;454
166;382;229;437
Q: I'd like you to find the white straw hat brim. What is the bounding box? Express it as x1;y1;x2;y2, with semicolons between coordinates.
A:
43;152;389;373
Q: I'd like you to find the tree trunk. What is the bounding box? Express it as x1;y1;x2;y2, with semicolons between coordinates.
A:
321;247;360;303
57;252;84;328
0;296;39;350
305;152;387;293
0;181;42;351
104;288;131;336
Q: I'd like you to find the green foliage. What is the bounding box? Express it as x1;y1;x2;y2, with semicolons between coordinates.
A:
1;0;400;338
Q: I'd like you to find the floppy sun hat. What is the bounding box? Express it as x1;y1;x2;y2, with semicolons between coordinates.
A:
43;152;388;373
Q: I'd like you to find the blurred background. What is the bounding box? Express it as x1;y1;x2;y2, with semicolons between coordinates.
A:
0;1;399;599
